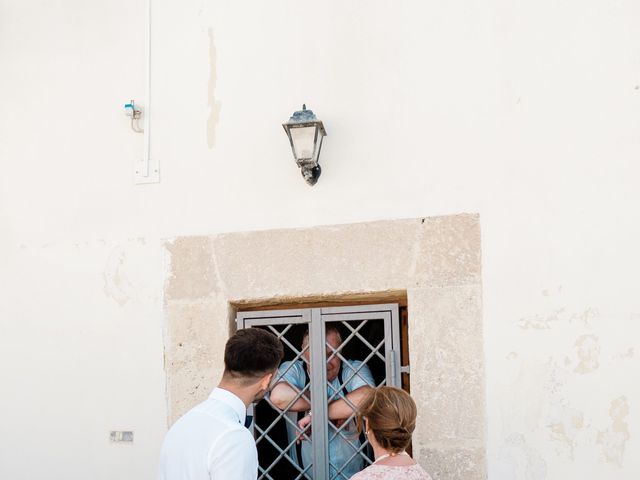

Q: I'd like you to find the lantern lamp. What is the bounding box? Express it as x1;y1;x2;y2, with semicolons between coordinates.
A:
282;104;327;186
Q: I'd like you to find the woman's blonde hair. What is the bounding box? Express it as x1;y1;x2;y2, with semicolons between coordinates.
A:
357;386;416;453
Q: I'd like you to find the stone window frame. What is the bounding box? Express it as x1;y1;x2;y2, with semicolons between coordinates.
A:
163;214;485;480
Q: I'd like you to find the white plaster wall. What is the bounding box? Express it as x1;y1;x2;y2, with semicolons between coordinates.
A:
1;0;638;479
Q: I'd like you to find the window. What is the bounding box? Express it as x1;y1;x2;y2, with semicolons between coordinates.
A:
236;304;407;480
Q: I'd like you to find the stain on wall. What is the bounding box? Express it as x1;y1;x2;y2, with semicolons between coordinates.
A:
207;28;221;149
102;246;132;306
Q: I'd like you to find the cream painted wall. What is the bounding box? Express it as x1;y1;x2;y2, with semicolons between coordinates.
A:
1;0;639;479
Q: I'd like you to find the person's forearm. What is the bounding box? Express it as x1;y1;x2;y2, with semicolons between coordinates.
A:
286;396;311;412
270;382;311;412
327;386;372;420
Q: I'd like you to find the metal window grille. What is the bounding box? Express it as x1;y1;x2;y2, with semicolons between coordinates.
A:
236;304;401;480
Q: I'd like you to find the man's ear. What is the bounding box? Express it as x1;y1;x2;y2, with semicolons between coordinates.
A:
260;372;274;390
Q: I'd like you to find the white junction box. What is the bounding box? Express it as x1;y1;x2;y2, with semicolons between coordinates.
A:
110;431;134;443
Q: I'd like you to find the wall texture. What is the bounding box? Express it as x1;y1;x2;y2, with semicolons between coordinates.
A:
1;0;639;479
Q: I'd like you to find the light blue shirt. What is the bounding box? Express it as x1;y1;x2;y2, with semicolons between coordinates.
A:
276;359;374;480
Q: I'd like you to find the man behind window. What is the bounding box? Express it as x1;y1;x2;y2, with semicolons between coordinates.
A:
270;326;374;480
157;328;284;480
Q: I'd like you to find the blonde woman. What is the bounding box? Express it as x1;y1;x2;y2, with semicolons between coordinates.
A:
351;386;432;480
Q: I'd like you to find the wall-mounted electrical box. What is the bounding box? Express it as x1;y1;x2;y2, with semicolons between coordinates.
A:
110;431;134;443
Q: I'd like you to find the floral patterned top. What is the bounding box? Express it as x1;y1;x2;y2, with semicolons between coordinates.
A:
350;464;432;480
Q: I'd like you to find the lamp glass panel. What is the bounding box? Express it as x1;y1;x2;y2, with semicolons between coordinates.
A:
289;125;317;161
313;130;325;163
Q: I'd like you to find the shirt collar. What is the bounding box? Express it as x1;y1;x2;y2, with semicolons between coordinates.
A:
209;387;247;425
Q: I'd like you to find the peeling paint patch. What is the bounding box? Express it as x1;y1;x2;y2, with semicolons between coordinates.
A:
102;247;133;306
517;306;599;330
597;396;630;467
518;308;565;330
568;307;599;326
547;405;584;459
206;28;221;149
574;334;600;374
616;347;635;359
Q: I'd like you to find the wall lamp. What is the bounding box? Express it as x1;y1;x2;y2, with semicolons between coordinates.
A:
283;104;327;186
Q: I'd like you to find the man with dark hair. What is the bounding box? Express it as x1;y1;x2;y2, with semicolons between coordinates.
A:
158;328;284;480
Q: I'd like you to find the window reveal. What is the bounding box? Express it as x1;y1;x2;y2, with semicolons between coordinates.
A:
236;304;407;480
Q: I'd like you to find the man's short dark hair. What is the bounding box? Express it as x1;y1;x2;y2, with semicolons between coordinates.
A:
224;328;284;382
